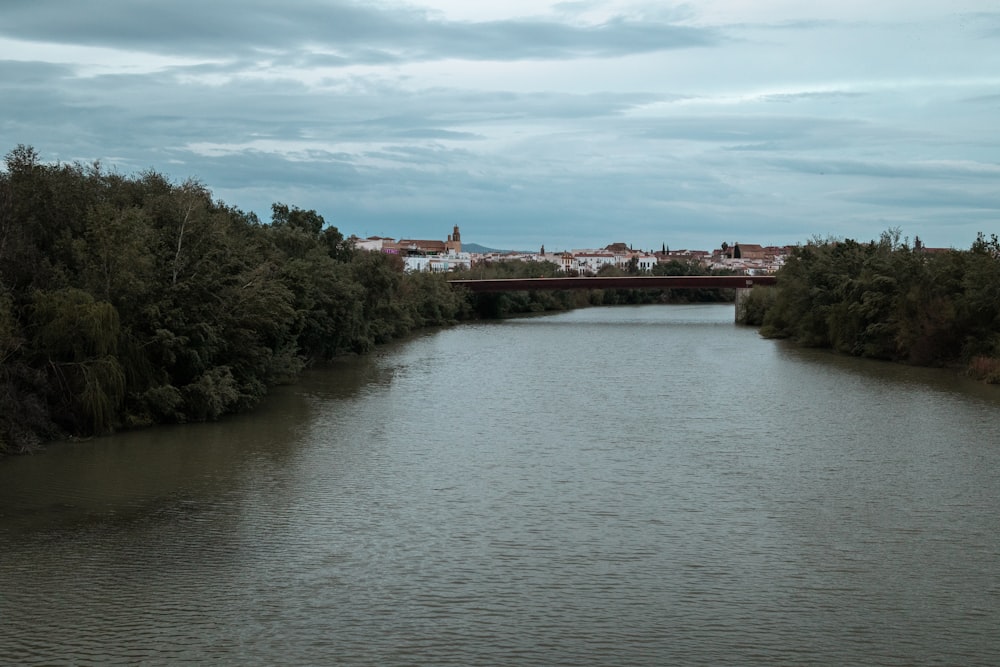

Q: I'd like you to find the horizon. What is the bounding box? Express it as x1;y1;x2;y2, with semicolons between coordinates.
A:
358;232;968;254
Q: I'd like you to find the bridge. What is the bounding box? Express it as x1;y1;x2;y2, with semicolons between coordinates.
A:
448;275;776;293
448;275;777;322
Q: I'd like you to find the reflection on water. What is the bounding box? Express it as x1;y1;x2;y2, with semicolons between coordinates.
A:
2;304;999;666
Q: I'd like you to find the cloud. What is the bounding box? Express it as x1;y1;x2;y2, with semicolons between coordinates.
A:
0;59;74;81
632;114;889;154
964;91;1000;104
389;128;483;140
759;91;868;103
0;0;720;63
842;186;1000;210
765;157;1000;180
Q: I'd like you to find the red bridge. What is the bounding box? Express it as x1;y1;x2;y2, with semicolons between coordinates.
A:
448;275;776;292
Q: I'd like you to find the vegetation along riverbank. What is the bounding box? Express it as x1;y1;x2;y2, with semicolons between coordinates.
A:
2;146;997;454
740;229;1000;383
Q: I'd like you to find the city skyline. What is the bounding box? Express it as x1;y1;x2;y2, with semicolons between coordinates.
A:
2;1;998;252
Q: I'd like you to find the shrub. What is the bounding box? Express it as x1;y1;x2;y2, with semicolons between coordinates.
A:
967;356;1000;384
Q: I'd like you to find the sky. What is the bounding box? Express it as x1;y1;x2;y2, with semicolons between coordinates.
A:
1;1;998;251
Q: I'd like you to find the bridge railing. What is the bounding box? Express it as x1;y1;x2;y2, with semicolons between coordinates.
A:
447;275;776;292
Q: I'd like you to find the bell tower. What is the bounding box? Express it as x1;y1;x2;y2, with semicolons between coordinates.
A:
447;225;462;254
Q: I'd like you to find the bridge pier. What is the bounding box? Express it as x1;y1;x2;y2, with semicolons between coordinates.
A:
734;288;750;324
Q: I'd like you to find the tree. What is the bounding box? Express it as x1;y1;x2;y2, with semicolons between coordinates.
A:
4;144;40;175
78;202;154;309
271;202;324;235
29;288;125;434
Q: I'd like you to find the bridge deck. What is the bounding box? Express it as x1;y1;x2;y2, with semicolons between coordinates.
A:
448;275;776;292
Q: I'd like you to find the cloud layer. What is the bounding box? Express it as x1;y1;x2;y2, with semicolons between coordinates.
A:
2;1;998;250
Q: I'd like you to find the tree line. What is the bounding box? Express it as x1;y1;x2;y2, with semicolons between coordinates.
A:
741;229;1000;382
0;146;473;453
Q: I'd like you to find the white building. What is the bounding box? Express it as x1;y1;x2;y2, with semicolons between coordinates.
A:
634;254;658;272
567;251;658;274
403;250;473;273
352;236;393;252
572;252;618;274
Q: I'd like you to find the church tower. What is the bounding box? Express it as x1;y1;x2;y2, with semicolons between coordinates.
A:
446;225;462;254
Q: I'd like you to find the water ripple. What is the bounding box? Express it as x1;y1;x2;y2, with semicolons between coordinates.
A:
2;305;1000;665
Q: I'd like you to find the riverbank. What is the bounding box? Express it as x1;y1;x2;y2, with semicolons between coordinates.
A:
738;231;1000;384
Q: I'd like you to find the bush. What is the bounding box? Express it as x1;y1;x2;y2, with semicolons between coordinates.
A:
967;356;1000;384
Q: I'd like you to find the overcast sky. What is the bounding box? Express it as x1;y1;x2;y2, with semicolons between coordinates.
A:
2;1;998;251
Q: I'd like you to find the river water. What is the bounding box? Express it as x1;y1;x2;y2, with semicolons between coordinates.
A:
1;304;998;666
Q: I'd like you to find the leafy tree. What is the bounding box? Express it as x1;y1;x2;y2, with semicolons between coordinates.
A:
756;231;1000;379
271;202;324;235
29;288;125;434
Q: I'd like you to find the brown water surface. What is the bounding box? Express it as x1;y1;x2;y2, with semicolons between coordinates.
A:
2;304;998;665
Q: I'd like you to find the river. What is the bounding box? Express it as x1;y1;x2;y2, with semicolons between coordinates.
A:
1;304;998;666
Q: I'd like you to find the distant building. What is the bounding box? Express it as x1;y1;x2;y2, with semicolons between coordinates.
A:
733;243;766;261
398;239;448;255
351;226;471;271
572;252;618;274
352;236;394;252
634;254;658;272
354;229;790;276
403;252;472;272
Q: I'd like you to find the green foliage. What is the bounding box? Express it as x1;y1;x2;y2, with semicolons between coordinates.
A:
0;291;17;364
272;202;324;235
738;286;777;326
31;288;119;360
0;290;57;453
0;145;481;451
184;366;241;421
756;231;1000;376
27;288;125;434
401;271;468;327
138;384;184;424
79;203;154;308
76;356;126;434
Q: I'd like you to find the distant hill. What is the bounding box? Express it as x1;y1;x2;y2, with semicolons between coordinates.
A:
463;242;511;254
